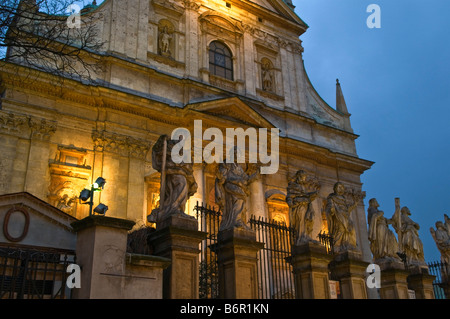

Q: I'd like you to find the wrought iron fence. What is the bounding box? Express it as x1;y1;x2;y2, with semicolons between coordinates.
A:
195;203;221;299
0;246;76;299
195;203;296;299
317;231;334;255
428;260;449;299
195;203;337;299
249;216;296;299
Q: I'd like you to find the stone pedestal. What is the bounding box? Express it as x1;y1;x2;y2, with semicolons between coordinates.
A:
216;227;264;299
379;266;410;299
289;241;333;299
407;272;436;299
149;214;206;299
71;215;170;299
71;215;135;299
329;250;369;299
440;282;450;299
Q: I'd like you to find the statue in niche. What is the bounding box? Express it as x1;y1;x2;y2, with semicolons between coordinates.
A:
430;214;450;272
391;202;426;267
215;147;259;231
261;59;274;92
286;170;320;245
148;134;197;223
158;25;173;57
367;198;401;262
325;182;359;253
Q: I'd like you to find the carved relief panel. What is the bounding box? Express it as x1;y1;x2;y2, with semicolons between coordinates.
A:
48;147;91;218
266;191;289;225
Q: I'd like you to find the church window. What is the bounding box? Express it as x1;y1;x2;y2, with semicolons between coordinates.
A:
209;41;233;81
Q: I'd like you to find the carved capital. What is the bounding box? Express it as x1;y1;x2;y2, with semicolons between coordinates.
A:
0;112;28;136
182;0;200;11
29;118;57;141
92;130;151;159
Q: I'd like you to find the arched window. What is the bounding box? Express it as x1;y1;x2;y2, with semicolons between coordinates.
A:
209;41;233;81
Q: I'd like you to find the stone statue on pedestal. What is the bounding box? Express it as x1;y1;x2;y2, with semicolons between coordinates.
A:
148;134;197;223
367;198;401;263
215;147;259;231
391;203;426;268
325;182;359;253
430;214;450;273
286;170;320;245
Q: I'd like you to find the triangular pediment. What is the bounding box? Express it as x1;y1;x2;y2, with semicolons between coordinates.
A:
247;0;307;27
187;97;276;129
0;192;77;250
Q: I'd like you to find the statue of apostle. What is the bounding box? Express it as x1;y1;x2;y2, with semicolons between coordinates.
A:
325;182;359;253
286;170;320;245
148;134;197;223
215;147;259;231
367;198;401;262
391;204;426;267
430;214;450;272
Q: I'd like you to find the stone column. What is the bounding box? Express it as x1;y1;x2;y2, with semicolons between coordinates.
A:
24;118;57;199
188;163;205;217
216;228;264;299
329;251;369;299
249;177;267;219
70;215;135;299
407;272;436;299
149;215;206;299
289;241;333;299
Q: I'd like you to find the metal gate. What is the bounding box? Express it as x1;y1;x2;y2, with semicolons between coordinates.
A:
0;246;76;299
195;203;221;299
428;261;449;299
195;203;296;299
249;216;296;299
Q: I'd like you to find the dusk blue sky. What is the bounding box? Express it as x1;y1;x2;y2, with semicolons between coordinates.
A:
293;0;450;262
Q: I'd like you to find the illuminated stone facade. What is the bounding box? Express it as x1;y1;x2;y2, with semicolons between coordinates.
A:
0;0;373;262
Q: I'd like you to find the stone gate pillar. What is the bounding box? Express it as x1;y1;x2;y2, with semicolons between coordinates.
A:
289;241;333;299
407;272;436;299
329;251;369;299
216;228;264;299
377;261;410;299
149;215;206;299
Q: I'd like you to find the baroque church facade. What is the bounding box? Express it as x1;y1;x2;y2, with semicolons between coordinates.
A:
0;0;382;298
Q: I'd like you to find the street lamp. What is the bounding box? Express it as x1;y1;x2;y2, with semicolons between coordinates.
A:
79;177;108;216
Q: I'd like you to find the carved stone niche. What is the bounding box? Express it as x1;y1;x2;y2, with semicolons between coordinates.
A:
254;40;283;101
48;146;91;218
265;189;289;225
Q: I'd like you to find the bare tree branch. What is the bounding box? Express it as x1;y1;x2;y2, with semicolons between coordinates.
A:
0;0;105;83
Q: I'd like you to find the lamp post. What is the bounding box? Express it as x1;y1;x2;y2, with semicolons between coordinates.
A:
79;177;108;216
